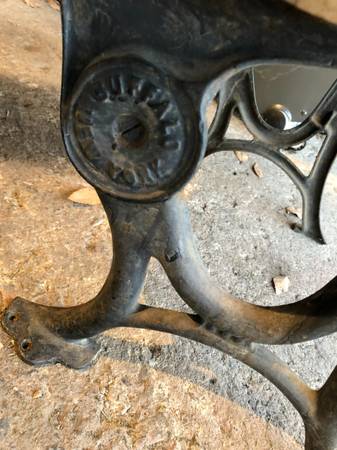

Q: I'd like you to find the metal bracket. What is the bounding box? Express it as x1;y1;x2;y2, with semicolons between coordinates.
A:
2;1;337;448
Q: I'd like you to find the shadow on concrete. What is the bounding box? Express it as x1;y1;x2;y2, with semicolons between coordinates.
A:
0;75;65;168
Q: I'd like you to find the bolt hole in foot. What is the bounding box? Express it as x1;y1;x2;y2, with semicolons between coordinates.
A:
8;314;17;322
20;339;32;352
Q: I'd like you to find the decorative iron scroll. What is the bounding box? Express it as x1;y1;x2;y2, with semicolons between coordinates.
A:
2;1;337;449
208;70;337;245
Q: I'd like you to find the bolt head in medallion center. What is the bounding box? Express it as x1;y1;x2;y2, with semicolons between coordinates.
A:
112;113;147;149
64;58;202;201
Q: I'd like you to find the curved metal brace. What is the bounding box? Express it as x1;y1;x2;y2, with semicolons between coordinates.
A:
207;139;306;188
123;307;317;421
3;192;337;354
151;195;337;345
125;306;337;450
207;77;238;147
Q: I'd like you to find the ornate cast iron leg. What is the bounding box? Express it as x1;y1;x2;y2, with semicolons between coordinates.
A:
2;1;337;448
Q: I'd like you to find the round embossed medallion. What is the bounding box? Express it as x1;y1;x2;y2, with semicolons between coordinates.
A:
63;59;203;201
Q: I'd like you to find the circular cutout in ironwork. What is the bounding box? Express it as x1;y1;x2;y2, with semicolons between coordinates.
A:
63;59;202;201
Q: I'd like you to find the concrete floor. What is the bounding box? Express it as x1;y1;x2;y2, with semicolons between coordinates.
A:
0;1;337;449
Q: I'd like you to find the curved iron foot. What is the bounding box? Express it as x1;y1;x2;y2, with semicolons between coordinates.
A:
2;298;100;369
2;194;152;368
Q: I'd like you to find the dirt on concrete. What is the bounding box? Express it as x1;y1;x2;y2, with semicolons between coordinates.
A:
1;1;337;449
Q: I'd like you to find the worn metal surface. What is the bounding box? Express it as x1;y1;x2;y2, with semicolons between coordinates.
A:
2;1;337;449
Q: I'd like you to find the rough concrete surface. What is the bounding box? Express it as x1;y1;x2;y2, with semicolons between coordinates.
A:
0;1;337;449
